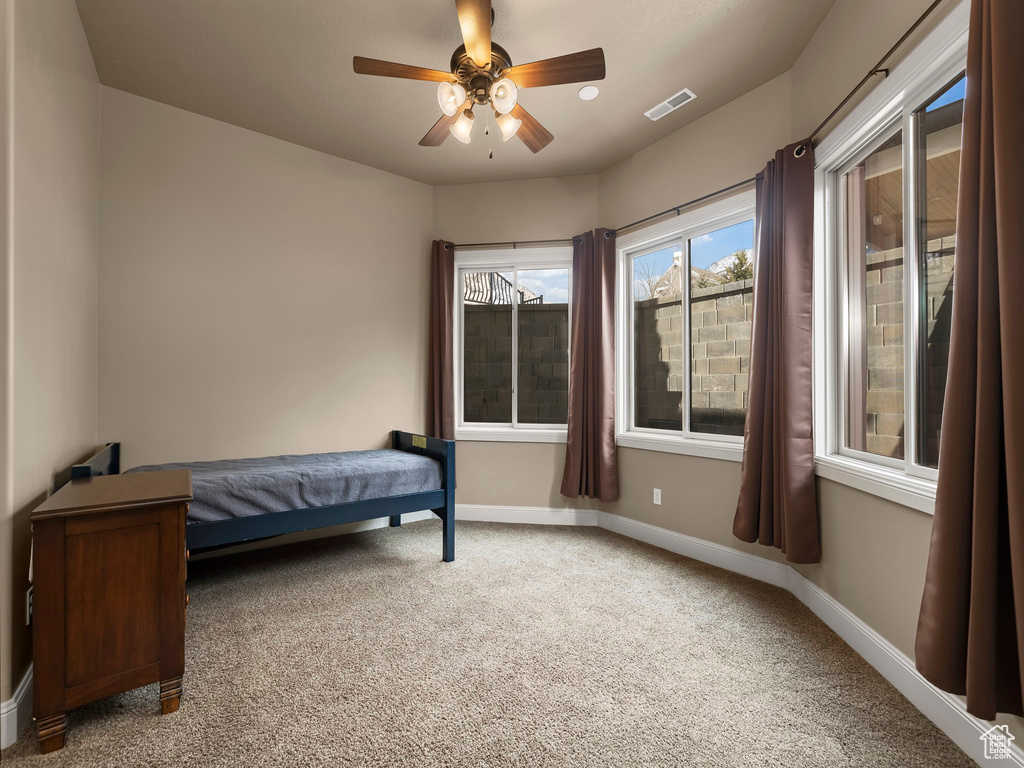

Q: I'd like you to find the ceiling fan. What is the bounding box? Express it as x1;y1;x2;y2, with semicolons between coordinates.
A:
353;0;605;153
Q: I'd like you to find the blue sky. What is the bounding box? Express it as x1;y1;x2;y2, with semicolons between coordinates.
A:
691;219;755;270
634;219;756;283
517;268;569;304
927;76;965;112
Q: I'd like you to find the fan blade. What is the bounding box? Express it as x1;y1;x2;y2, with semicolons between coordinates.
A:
503;48;605;88
455;0;492;69
419;106;466;147
511;104;553;153
353;56;452;82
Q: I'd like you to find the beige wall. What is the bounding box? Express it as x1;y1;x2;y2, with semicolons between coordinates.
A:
97;88;434;468
2;0;101;701
433;174;598;244
789;0;949;140
599;73;792;228
0;0;11;708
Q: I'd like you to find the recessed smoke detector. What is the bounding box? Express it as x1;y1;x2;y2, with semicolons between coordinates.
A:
644;87;697;121
578;85;600;101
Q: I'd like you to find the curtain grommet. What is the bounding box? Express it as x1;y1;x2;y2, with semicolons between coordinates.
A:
794;144;807;158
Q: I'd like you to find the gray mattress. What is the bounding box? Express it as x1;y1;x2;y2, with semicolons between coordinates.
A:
128;449;443;524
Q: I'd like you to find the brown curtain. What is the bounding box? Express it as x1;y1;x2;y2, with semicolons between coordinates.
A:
429;239;455;439
560;229;619;502
732;142;819;564
915;0;1024;721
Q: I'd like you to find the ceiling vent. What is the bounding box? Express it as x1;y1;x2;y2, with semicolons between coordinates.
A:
644;88;697;121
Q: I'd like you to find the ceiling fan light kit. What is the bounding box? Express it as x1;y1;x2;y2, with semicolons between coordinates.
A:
437;82;468;116
353;0;605;154
489;78;518;114
496;111;522;141
449;110;475;144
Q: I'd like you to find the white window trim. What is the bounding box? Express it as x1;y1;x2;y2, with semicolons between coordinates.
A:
614;190;756;463
812;0;969;514
453;246;572;442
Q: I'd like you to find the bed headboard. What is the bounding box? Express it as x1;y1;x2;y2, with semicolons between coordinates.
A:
67;442;121;484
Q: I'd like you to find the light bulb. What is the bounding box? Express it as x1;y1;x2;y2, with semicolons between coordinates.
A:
437;82;467;117
449;110;475;144
489;78;518;114
496;111;522;142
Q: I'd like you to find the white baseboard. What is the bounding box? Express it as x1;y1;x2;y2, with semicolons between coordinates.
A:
0;665;32;750
456;503;601;527
457;503;1022;767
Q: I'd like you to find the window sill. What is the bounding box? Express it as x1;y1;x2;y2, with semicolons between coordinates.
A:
814;453;936;514
456;427;567;444
616;432;744;462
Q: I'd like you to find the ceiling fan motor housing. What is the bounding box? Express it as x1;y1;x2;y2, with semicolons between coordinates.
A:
450;42;513;99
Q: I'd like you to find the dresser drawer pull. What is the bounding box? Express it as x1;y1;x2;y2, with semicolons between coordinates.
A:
185;594;189;607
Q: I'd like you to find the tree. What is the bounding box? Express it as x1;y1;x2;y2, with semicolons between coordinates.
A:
692;272;718;290
722;249;754;283
633;255;663;301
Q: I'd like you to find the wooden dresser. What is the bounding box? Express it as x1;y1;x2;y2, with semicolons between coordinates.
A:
30;470;193;753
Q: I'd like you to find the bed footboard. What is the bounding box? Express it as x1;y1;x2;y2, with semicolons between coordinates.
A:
391;430;456;562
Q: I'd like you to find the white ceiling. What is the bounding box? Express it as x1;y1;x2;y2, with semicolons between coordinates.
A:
75;0;837;186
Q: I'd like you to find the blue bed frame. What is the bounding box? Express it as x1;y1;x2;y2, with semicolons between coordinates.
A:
69;431;456;562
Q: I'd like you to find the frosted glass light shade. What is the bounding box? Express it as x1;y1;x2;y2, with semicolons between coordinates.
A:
437;82;467;117
449;110;475;144
489;78;518;114
496;111;522;142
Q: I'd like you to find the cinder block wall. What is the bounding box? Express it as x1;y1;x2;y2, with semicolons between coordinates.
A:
463;304;568;424
862;236;954;461
634;279;753;435
461;244;950;445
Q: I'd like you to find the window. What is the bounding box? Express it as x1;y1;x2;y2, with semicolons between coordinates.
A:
841;127;907;461
455;248;571;440
915;77;964;469
618;191;755;456
813;1;969;510
811;0;969;512
835;72;964;476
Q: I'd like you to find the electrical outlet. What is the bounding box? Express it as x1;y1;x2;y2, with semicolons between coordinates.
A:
653;488;662;505
25;586;33;626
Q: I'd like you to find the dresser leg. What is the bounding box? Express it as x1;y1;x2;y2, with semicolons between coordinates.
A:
159;677;183;714
36;712;67;753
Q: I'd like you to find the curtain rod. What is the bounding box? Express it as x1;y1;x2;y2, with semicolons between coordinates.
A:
805;0;946;144
451;0;947;252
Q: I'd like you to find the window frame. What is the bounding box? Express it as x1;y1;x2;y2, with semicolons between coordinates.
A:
615;190;756;462
813;0;969;513
453;246;573;443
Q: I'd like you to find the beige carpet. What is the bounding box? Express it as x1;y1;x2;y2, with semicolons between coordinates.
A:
3;521;973;767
